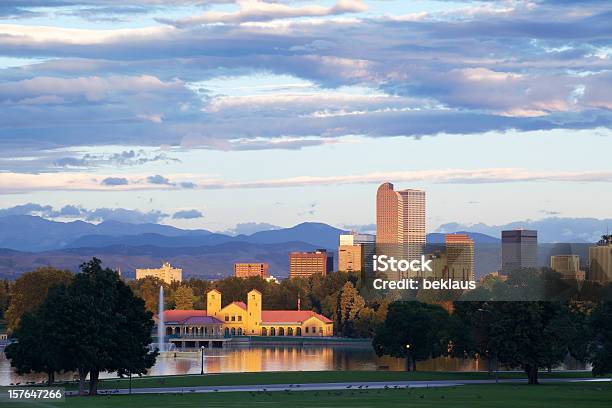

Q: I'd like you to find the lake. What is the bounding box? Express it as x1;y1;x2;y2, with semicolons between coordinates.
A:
0;344;589;385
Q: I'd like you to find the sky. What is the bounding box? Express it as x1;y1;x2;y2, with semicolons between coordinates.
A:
0;0;611;234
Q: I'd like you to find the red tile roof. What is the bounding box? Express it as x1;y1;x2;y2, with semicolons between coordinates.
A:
261;310;333;324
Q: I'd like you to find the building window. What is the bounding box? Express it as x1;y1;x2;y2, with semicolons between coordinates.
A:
231;316;236;321
305;327;309;334
225;316;229;322
238;316;242;321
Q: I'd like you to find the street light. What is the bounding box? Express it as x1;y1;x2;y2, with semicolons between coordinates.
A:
200;346;205;375
476;308;498;384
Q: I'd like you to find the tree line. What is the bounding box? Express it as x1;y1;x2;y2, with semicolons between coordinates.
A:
373;300;612;384
2;260;611;392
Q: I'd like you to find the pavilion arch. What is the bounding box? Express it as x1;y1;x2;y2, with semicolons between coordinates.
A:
262;327;268;336
278;327;285;336
296;327;302;336
287;327;293;336
270;327;276;336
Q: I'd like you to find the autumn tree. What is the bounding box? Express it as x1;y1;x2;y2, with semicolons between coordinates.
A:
337;282;365;337
174;285;195;309
5;267;73;331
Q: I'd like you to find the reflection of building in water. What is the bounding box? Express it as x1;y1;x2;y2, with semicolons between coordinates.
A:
551;255;584;281
376;182;426;278
589;235;612;283
155;289;334;350
338;232;376;274
136;262;182;284
445;234;475;281
501;229;538;274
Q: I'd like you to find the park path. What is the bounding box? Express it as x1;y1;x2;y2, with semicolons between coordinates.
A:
67;377;612;396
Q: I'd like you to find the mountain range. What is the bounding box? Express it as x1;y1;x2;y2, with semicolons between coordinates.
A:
0;215;594;280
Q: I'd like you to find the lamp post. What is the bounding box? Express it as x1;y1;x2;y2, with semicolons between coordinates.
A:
477;308;498;384
405;343;413;372
200;346;205;375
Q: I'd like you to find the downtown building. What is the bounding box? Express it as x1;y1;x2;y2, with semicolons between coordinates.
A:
234;263;270;279
375;182;426;278
445;233;475;281
289;250;333;278
550;255;584;281
501;229;538;274
338;232;376;274
589;235;612;283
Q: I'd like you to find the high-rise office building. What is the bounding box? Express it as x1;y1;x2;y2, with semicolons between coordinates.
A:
289;250;333;278
445;234;475;281
589;235;612;283
338;232;376;274
376;182;426;277
501;229;538;274
234;263;270;279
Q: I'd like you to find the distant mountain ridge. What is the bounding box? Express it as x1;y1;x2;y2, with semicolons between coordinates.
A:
0;215;348;252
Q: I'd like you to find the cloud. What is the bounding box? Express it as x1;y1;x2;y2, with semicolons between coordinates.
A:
224;221;281;235
0;202;167;223
2;168;612;193
101;177;129;186
85;207;168;223
0;203;52;217
436;217;612;243
172;209;203;219
147;174;172;185
0;1;610;171
159;0;367;27
342;223;375;234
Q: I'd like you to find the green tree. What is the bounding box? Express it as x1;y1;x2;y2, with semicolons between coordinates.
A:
373;301;451;371
7;258;157;395
129;276;166;313
482;302;581;384
589;302;612;376
4;283;73;385
5;267;73;331
174;285;195;310
66;258;157;395
0;280;9;319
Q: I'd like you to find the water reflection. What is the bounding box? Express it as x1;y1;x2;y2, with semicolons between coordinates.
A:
0;345;589;386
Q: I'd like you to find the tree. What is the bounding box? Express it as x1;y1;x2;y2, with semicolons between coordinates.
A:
482;302;581;384
174;285;195;310
4;283;73;385
337;282;365;337
373;301;451;371
0;280;9;319
589;302;612;376
65;258;157;395
5;267;73;331
7;258;158;396
129;276;167;313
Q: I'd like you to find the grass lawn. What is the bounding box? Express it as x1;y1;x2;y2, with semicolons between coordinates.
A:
53;370;595;391
5;383;612;408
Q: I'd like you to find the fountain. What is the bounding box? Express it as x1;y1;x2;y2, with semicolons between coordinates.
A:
158;286;165;353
